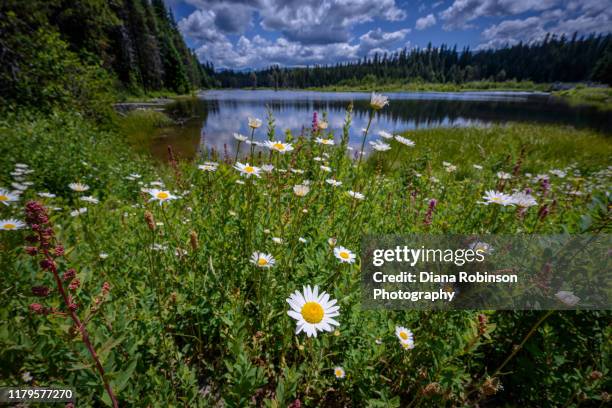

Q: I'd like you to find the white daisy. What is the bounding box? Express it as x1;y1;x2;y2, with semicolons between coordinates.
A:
370;92;389;110
248;117;262;128
151;243;168;251
69;182;89;192
99;253;109;259
394;135;415;147
261;164;275;172
298;237;308;243
510;192;538;208
70;208;87;217
369;140;391;152
550;169;567;178
473;164;483;170
15;163;29;169
272;237;284;244
347;191;365;200
333;367;346;379
328;238;337;247
497;171;512;180
0;189;19;206
198;162;218;172
469;241;494;255
147;189;178;205
318;120;329;129
286;285;340;337
293;184;310;197
555;290;580;306
149;181;165;187
264;140;294;154
0;219;26;230
80;196;99;204
320;165;332;172
326;178;342;187
315;137;335;146
480;190;514;206
233;162;261;178
37;192;56;198
291;168;304;174
233;132;248;142
11;182;28;191
334;246;356;264
21;372;33;382
378;130;393;139
395;326;414;345
250;252;276;268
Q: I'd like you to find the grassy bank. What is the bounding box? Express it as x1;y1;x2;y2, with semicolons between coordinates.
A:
1;107;611;406
305;80;550;93
553;86;612;110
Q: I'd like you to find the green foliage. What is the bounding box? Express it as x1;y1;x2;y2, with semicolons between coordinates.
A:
0;108;610;407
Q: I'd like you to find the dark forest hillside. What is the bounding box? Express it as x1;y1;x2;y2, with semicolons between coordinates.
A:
0;0;214;116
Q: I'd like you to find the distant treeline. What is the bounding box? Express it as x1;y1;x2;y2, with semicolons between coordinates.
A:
0;0;214;117
216;34;612;88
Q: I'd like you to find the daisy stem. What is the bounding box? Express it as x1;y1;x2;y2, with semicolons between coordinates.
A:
249;127;256;160
234;141;242;163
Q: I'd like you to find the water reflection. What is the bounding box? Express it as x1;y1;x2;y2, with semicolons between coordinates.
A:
151;90;611;161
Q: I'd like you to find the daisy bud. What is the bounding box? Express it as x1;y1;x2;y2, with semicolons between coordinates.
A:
40;259;55;271
589;370;603;381
69;302;78;311
144;210;156;231
32;286;50;297
478;313;488;335
69;279;80;291
25;246;38;256
29;303;45;314
63;268;76;281
102;282;111;296
537;205;549;221
422;382;442;397
54;245;65;257
190;230;199;251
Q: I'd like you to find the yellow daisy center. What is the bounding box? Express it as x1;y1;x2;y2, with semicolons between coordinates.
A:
399;331;409;340
273;143;285;150
257;257;268;266
0;195;8;201
157;192;169;199
301;301;324;324
3;223;16;229
492;197;502;202
245;166;254;173
335;369;343;377
339;251;349;259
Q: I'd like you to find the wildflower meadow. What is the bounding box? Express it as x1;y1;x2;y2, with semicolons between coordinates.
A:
1;95;611;407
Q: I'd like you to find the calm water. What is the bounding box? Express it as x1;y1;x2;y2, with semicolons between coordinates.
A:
151;90;612;160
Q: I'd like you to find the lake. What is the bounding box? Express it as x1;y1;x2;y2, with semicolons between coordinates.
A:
151;90;612;161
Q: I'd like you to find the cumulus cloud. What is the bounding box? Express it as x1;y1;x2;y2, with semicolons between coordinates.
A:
439;0;559;30
475;0;612;50
180;0;410;68
415;14;437;30
193;27;411;69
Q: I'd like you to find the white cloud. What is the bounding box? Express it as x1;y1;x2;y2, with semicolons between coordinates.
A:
415;14;437;30
194;28;410;69
475;0;612;50
439;0;559;30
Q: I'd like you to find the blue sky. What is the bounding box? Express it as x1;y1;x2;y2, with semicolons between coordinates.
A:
164;0;612;70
